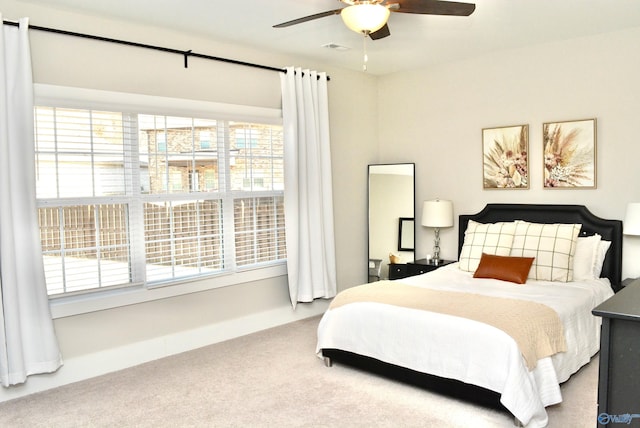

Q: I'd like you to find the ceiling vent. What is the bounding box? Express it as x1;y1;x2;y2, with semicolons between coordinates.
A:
322;43;350;51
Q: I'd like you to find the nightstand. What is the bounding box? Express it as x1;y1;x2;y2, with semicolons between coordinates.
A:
621;277;637;287
388;258;455;280
613;277;638;293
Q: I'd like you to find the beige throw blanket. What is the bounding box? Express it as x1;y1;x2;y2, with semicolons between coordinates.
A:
329;281;567;370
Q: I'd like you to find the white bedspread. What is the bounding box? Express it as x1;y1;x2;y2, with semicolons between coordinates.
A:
316;263;614;427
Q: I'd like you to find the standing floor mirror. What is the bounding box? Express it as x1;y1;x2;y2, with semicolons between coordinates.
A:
368;163;415;281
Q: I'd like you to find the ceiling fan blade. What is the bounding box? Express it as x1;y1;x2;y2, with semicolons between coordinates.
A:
393;0;476;16
273;9;343;28
369;24;391;40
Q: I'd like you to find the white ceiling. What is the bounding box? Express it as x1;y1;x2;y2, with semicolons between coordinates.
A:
21;0;640;75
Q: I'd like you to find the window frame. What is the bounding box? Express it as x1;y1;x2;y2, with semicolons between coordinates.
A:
35;84;287;319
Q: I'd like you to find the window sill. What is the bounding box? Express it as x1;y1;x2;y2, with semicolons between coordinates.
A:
49;262;288;319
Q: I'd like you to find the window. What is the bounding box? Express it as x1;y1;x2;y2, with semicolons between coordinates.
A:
156;131;167;152
199;130;212;150
34;98;285;297
234;128;258;149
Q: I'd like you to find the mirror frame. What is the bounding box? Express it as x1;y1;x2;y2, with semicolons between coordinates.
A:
367;163;415;280
398;217;415;251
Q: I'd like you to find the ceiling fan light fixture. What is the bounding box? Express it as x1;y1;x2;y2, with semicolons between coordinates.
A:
340;4;390;34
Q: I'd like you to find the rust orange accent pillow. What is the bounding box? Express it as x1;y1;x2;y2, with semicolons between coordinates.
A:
473;253;535;284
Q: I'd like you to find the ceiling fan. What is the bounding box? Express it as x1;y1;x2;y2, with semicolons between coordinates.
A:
273;0;476;40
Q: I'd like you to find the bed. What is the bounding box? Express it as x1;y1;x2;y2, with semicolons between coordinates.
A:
317;204;622;428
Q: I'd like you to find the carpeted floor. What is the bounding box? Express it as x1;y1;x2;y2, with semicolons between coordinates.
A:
0;315;598;427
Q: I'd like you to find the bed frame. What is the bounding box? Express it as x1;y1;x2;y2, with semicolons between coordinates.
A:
322;203;623;415
458;204;622;288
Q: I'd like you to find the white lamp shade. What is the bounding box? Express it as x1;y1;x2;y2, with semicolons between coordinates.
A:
624;203;640;235
340;4;390;34
421;199;454;228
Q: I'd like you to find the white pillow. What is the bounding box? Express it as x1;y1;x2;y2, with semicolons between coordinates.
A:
459;220;516;272
573;234;602;281
510;220;581;282
593;240;611;278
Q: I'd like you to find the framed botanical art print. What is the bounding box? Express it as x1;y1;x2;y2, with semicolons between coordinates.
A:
482;124;529;189
543;118;596;188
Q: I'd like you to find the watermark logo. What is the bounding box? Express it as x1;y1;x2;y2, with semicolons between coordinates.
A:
598;413;640;425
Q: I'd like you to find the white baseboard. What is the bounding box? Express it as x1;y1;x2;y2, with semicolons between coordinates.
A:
0;300;329;403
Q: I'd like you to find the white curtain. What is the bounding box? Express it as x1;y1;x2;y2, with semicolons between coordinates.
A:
280;67;337;308
0;16;63;387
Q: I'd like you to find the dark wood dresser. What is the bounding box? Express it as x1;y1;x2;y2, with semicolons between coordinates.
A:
592;278;640;427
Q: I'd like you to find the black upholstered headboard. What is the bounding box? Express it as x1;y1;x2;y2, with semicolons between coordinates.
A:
458;204;623;287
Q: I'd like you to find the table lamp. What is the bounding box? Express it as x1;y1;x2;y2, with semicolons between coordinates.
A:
421;199;453;265
624;203;640;236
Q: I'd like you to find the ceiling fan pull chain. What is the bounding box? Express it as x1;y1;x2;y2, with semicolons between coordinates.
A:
362;32;368;72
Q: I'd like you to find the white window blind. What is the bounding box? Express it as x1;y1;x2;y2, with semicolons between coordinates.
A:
35;105;285;296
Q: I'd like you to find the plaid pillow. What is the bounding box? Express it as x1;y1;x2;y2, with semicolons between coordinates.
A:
510;220;581;282
459;220;516;272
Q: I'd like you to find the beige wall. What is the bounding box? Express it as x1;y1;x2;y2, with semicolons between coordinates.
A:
378;27;640;279
1;0;377;401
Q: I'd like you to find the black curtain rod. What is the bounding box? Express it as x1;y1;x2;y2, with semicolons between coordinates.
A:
2;19;329;80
